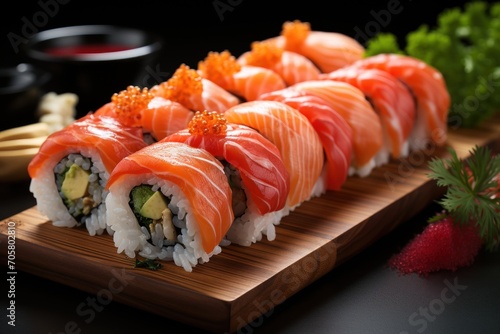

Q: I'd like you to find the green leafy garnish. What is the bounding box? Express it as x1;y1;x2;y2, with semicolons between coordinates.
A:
365;1;500;128
364;33;404;58
428;145;500;250
134;258;163;271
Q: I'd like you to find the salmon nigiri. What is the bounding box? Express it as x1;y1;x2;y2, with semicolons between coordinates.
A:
263;20;365;73
197;50;287;101
105;141;234;272
224;100;324;213
28;113;148;236
95;86;194;141
151;63;240;113
350;53;450;151
321;67;416;159
164;111;290;246
288;80;384;177
237;41;321;86
259;88;353;191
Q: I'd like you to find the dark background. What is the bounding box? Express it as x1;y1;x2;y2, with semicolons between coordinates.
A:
2;2;500;334
2;0;475;77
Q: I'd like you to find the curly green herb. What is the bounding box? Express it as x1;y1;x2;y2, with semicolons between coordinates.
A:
428;145;500;250
365;1;500;128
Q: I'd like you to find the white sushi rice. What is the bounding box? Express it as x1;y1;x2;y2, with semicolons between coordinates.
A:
29;148;110;236
226;205;287;246
105;174;223;272
409;119;431;152
223;161;292;247
348;145;392;178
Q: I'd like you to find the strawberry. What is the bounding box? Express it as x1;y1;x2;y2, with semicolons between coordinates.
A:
388;213;483;276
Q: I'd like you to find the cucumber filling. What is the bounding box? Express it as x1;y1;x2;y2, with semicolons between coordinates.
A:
129;185;183;248
54;154;103;225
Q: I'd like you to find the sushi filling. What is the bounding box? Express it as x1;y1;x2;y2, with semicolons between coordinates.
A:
129;185;183;248
54;154;104;226
221;160;247;218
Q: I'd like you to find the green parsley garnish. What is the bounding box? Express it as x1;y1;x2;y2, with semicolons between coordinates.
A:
364;1;500;128
428;145;500;250
134;258;163;271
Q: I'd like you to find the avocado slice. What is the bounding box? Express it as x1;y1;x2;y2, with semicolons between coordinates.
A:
139;190;169;220
61;164;90;200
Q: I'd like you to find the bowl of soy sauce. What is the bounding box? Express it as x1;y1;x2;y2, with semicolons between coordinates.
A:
23;25;164;119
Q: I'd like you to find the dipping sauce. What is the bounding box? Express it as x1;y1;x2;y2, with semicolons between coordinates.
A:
44;44;133;56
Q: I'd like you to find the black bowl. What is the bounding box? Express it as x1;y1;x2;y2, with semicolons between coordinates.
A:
0;63;51;130
23;25;164;118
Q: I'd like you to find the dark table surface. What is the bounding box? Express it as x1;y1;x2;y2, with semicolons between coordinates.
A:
1;179;499;334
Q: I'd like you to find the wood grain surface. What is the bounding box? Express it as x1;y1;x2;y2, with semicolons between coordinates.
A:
1;115;499;333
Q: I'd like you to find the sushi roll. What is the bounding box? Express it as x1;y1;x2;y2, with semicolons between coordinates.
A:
28;113;148;236
224;100;325;214
164;110;290;246
350;53;451;151
197;50;287;101
237;41;321;86
287;80;385;177
95;86;194;142
150;63;240;113
105;141;234;272
321;67;417;159
259;88;353;191
262;20;365;73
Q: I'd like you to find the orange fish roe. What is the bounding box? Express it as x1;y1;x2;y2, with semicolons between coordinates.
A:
244;41;283;68
111;85;153;127
188;110;227;135
281;20;310;50
198;51;241;89
152;64;203;110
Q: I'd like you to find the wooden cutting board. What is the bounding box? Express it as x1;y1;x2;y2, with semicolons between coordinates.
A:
1;115;499;333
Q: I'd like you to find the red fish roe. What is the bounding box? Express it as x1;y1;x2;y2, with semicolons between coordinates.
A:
111;85;153;127
244;41;283;68
388;215;483;276
198;51;241;89
151;64;203;110
281;20;310;50
188;110;227;136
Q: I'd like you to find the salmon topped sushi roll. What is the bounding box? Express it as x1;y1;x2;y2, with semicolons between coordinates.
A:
263;20;365;73
350;53;450;151
28;113;148;236
105;141;234;272
151;64;240;113
164;111;290;246
237;41;321;86
139;97;195;141
259;88;353;191
224;100;324;213
288;80;384;177
321;67;416;159
95;85;194;142
197;50;287;101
